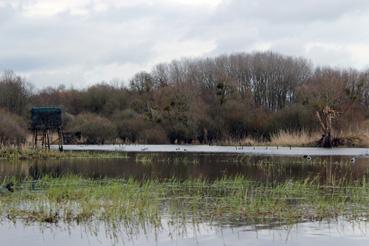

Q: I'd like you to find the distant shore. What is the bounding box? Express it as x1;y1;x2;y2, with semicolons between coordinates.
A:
0;147;129;160
1;144;368;161
53;144;369;157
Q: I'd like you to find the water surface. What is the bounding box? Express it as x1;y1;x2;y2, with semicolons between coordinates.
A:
1;218;369;245
1;152;369;245
1;153;368;184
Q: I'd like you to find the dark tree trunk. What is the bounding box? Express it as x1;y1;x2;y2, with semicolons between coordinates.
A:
318;133;333;148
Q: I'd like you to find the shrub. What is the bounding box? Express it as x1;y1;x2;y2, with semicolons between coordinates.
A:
140;126;168;144
0;108;27;145
221;99;254;139
68;113;117;144
113;110;146;143
166;122;195;144
268;104;317;134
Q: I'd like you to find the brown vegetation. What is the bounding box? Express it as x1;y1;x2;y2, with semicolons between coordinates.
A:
0;108;27;145
68;113;117;144
270;131;320;147
1;51;369;146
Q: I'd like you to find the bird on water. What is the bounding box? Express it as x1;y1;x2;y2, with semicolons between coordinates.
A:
0;182;14;193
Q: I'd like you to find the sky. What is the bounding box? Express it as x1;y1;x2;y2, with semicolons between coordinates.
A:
1;0;369;88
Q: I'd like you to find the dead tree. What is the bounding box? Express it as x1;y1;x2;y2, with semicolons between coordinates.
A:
316;106;339;147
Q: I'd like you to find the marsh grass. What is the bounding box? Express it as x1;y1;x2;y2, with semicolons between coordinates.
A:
335;128;369;147
221;137;256;146
0;147;129;160
268;128;369;147
269;130;320;147
135;153;200;166
1;175;369;232
217;129;369;147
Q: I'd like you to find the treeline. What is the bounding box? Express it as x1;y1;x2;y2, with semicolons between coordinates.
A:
1;52;369;145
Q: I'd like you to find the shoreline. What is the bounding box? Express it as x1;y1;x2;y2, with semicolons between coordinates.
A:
53;144;369;157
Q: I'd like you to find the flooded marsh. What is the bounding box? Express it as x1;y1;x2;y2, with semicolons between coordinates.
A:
1;152;369;245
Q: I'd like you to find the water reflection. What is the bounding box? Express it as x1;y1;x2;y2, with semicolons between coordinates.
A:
1;218;369;246
0;153;368;185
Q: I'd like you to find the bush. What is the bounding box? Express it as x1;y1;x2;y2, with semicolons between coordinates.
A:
268;104;317;134
0;108;27;145
221;99;254;139
166;122;195;144
140;126;168;144
113;110;146;143
112;109;169;144
68;113;117;144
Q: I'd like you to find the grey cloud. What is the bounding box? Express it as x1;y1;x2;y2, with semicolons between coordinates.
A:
1;0;369;88
215;0;369;23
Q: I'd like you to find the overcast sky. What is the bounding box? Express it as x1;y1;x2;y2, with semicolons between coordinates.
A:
1;0;369;88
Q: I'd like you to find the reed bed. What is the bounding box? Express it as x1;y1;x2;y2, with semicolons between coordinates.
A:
1;176;369;230
269;130;320;147
0;147;129;160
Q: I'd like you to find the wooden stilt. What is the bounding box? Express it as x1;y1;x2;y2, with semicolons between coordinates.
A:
31;107;63;152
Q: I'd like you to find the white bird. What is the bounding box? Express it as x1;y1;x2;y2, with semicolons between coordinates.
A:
303;155;312;161
351;157;356;164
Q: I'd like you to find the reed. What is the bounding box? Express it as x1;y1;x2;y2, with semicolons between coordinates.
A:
217;130;320;147
1;176;369;229
269;130;320;147
0;147;129;160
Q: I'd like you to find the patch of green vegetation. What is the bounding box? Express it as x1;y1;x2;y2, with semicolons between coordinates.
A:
134;153;200;165
0;148;128;160
1;176;369;229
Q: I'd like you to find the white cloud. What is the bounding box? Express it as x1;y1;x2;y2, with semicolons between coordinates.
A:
22;0;90;17
165;0;222;7
152;39;216;64
15;0;222;17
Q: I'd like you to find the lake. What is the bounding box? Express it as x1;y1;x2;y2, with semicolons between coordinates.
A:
1;152;367;184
